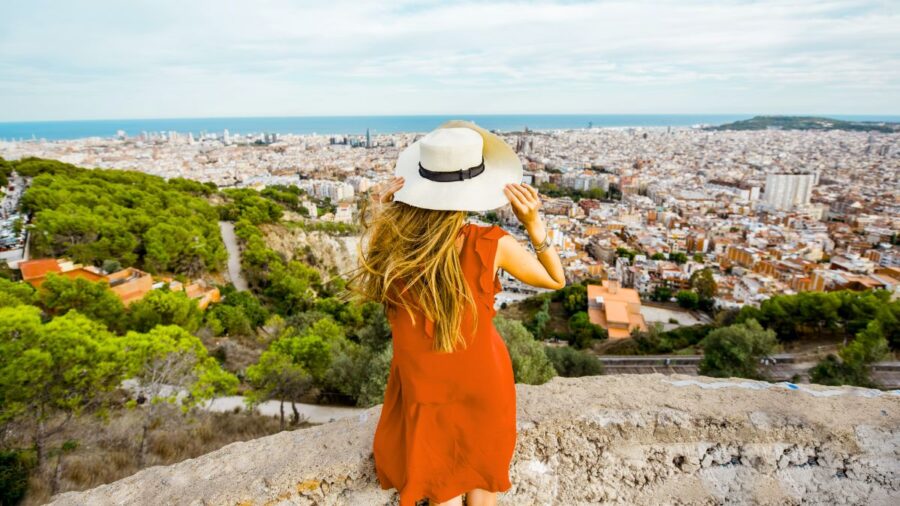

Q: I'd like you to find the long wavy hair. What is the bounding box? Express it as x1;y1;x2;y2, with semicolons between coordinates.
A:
346;198;478;353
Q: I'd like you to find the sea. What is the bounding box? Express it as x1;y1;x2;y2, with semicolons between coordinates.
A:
1;114;899;141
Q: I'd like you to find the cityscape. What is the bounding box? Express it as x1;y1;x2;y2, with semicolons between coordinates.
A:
3;121;897;312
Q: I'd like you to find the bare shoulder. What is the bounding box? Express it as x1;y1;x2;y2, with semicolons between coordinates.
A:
495;232;521;271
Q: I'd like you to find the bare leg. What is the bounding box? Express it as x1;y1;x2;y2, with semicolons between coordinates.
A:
466;488;497;506
432;494;463;506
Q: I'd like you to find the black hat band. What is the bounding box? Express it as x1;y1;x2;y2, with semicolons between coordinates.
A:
418;158;485;182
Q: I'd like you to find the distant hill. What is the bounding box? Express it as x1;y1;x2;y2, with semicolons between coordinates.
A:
707;115;900;133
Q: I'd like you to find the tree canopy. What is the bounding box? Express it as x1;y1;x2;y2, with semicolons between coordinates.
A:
13;158;227;276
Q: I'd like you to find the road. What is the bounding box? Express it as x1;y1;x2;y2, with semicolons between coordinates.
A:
218;220;248;291
202;396;364;424
122;379;365;424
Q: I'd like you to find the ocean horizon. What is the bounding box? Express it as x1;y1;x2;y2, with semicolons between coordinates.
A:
2;114;900;141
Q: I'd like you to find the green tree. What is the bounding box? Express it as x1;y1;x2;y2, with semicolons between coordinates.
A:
265;260;322;315
270;317;348;383
632;323;713;354
126;287;202;333
352;302;393;351
808;355;866;386
0;278;37;307
567;311;607;349
315;297;365;327
245;349;314;429
676;290;699;309
121;325;238;465
38;273;126;332
143;222;216;276
322;341;393;408
874;300;900;350
494;316;557;385
544;346;604;377
669;252;688;264
690;268;717;301
219;188;283;224
561;284;587;315
740;291;851;342
615;247;637;262
527;296;552;339
205;304;253;337
17;160;227;275
649;285;672;302
0;307;126;466
810;319;890;388
101;258;122;274
219;286;268;328
167;177;215;196
698;319;777;380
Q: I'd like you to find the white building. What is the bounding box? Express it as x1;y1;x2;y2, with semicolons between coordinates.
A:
763;173;814;211
334;202;354;223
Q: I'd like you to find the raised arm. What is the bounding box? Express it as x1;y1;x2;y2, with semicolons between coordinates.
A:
496;183;566;290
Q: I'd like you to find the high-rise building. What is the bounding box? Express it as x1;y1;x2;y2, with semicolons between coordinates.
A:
763;173;814;211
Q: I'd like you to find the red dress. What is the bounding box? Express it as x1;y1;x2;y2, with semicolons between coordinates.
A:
373;222;517;505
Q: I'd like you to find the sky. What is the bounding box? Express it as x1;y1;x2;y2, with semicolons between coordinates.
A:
1;0;899;122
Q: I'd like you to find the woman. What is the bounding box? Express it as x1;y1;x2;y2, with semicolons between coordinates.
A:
348;121;565;506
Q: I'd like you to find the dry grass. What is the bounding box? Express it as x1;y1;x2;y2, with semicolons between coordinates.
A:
9;405;301;505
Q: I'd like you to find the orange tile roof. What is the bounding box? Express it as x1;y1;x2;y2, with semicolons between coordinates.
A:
18;257;219;310
607;327;632;339
604;303;630;325
586;280;648;340
60;268;104;283
19;259;62;281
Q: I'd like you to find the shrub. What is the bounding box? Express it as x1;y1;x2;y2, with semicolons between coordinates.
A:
698;319;777;380
544;346;604;377
494;316;556;385
0;450;32;506
676;290;699;309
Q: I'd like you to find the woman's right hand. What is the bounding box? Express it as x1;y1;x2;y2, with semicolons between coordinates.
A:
372;176;405;206
497;182;566;290
503;182;542;228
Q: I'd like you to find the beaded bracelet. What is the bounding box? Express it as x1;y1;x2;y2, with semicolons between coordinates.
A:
532;231;551;254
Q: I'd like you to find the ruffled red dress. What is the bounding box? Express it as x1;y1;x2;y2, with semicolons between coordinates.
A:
373;222;517;505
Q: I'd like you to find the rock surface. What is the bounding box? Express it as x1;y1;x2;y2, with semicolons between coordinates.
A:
49;374;900;505
259;222;359;278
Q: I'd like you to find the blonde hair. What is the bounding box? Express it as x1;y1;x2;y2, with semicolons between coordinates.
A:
346;198;478;353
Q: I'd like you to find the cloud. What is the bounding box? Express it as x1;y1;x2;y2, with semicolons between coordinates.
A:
0;0;898;120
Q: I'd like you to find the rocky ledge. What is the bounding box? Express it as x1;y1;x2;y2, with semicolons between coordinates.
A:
49;373;900;505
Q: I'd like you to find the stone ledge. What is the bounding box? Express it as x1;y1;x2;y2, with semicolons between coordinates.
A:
49;374;900;505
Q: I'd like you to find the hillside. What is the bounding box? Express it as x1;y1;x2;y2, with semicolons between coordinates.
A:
707;116;900;133
49;373;900;505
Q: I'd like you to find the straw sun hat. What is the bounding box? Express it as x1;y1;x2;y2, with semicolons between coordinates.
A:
391;120;524;211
